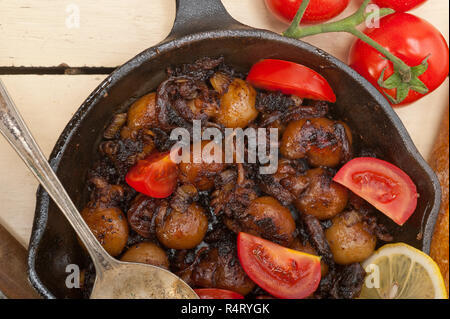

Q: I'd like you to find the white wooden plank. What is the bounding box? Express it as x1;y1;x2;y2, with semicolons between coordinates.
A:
0;0;448;67
0;75;107;247
0;0;176;67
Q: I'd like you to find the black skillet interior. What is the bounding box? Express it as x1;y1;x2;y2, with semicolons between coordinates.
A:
28;0;441;299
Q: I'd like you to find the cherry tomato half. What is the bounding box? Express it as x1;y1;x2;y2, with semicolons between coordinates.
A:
265;0;349;24
237;232;321;299
349;13;449;106
194;289;245;299
125;152;178;199
333;157;418;226
372;0;427;12
246;59;336;102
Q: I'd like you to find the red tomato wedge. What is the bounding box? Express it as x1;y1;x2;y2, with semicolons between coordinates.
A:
125;151;178;199
246;59;336;102
194;289;245;299
237;232;321;299
333;157;418;225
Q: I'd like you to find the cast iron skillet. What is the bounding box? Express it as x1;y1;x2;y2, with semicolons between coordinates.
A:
28;0;441;298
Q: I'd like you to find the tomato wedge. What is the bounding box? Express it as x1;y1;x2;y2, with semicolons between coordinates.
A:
237;232;321;299
125;151;178;199
333;157;418;226
194;289;245;299
246;59;336;102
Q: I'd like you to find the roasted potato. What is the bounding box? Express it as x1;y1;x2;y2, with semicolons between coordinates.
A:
81;207;129;257
216;78;258;128
156;203;208;249
120;242;169;269
325;210;376;265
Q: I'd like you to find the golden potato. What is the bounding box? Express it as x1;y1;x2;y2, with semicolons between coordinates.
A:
81;207;129;257
156;203;208;249
325;210;376;265
120;242;169;269
216;79;258;128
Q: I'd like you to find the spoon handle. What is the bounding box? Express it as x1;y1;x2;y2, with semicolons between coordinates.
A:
0;79;114;273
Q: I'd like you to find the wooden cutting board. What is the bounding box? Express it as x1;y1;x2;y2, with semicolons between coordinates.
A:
0;224;41;298
0;0;448;251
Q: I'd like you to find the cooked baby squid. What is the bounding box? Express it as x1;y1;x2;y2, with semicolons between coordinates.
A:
191;246;256;296
224;196;296;246
295;168;348;220
127;194;160;238
175;232;256;296
210;72;232;95
179;140;226;191
325;210;377;265
120;92;158;139
280;117;352;167
259;158;309;205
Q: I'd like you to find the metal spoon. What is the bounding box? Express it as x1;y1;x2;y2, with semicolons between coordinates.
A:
0;79;198;299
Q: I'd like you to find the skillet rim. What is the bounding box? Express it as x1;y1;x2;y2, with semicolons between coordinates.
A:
28;28;442;299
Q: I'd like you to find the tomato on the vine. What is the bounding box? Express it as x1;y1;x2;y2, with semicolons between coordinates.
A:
265;0;349;24
349;13;449;106
372;0;427;12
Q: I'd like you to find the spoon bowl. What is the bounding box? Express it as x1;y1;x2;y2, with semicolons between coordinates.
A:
91;259;197;299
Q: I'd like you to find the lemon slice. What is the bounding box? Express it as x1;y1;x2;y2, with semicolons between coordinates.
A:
359;243;447;299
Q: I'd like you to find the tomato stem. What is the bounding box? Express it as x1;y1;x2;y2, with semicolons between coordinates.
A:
284;0;311;36
282;0;425;103
348;29;411;82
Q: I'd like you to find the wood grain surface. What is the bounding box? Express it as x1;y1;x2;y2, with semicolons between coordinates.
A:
0;0;448;250
430;106;449;296
0;223;41;298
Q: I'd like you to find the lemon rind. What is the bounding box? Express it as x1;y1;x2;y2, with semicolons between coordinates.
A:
361;243;448;299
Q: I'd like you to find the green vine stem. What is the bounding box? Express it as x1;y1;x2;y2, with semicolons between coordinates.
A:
283;0;429;104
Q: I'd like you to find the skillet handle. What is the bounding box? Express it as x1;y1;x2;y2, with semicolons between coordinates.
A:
166;0;249;40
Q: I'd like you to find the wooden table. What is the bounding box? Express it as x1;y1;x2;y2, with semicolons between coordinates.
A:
0;0;448;248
